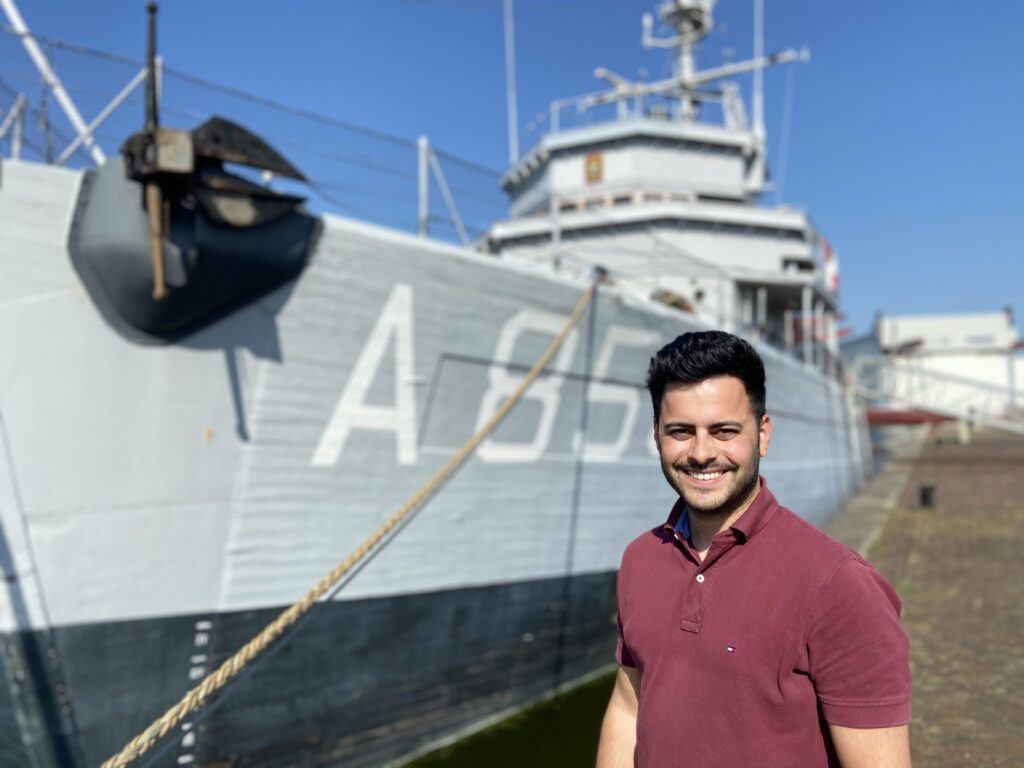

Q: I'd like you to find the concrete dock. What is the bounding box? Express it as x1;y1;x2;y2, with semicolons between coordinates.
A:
829;425;1024;767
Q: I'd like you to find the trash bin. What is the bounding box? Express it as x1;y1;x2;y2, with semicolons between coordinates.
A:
919;483;936;508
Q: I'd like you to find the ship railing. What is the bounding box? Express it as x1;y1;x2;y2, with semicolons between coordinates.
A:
518;58;771;158
0;24;508;247
520;84;741;157
749;320;843;382
0;89;24;157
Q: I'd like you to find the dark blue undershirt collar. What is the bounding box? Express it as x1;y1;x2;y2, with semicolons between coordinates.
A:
674;507;691;540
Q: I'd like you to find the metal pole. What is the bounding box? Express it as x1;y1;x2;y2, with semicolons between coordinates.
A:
428;152;470;246
741;289;753;329
556;287;597;686
1009;348;1018;413
820;309;829;374
549;193;561;269
503;0;520;164
145;3;159;135
783;308;794;351
756;286;767;336
823;311;834;377
155;54;163;112
12;99;22;159
0;94;25;144
801;285;812;367
752;0;764;139
417;136;429;237
56;67;148;166
827;311;835;376
814;299;824;371
1;0;105;165
40;85;53;163
143;3;167;302
827;309;835;376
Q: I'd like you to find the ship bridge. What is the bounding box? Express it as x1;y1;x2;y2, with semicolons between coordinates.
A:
485;0;838;371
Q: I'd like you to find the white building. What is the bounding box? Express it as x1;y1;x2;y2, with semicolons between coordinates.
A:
845;309;1023;427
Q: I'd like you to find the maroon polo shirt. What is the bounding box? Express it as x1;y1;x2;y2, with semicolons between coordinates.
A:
616;481;910;767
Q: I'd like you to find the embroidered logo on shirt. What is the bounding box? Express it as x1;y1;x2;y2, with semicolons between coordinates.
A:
727;645;736;653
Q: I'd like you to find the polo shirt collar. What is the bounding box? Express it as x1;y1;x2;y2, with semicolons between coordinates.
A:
663;477;779;544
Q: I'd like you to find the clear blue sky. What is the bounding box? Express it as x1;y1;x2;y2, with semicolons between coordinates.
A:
6;0;1023;337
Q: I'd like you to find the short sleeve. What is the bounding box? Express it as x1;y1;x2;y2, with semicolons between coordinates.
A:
806;557;911;727
615;612;636;667
615;558;638;668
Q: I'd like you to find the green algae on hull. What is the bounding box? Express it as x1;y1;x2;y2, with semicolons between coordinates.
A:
405;670;617;768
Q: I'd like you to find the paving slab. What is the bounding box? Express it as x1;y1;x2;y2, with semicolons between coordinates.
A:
859;426;1024;767
824;425;928;557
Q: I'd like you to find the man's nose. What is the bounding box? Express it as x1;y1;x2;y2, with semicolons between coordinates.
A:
688;431;716;466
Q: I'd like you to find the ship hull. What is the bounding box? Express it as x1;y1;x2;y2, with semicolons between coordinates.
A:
0;158;868;766
2;572;616;767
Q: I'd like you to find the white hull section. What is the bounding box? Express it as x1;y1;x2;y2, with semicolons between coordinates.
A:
0;159;867;635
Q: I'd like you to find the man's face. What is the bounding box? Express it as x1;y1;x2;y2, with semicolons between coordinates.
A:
654;376;772;518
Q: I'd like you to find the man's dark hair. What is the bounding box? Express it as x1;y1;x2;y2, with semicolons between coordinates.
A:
646;330;766;422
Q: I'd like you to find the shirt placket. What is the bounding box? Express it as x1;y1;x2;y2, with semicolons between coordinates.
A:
674;531;736;634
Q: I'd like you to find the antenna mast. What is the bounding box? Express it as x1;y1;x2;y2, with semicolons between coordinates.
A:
753;0;764;139
635;0;805;126
503;0;520;164
145;2;159;137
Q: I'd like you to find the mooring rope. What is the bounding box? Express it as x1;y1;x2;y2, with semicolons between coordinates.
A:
102;278;600;768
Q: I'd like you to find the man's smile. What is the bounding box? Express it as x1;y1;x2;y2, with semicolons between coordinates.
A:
678;466;731;485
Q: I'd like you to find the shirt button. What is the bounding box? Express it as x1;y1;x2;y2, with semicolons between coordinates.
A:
696;574;705;583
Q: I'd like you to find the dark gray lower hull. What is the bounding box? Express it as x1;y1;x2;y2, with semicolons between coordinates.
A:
2;571;617;767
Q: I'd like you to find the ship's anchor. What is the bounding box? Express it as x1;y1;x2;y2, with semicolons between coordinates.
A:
121;3;308;302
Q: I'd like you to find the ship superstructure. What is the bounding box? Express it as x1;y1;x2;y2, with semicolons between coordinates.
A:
489;0;840;372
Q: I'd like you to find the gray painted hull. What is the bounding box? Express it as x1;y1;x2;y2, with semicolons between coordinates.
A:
3;572;617;767
0;159;868;765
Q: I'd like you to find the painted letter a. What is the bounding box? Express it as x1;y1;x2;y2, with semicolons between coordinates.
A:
311;284;417;467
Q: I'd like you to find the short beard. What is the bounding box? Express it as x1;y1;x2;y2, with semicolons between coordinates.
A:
660;452;761;520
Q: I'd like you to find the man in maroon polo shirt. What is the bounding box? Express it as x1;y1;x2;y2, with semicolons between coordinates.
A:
596;331;911;768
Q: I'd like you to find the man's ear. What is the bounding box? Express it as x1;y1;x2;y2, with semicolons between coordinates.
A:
759;414;772;457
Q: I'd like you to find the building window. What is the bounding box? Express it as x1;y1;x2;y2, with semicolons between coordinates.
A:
965;334;995;346
783;257;814;272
